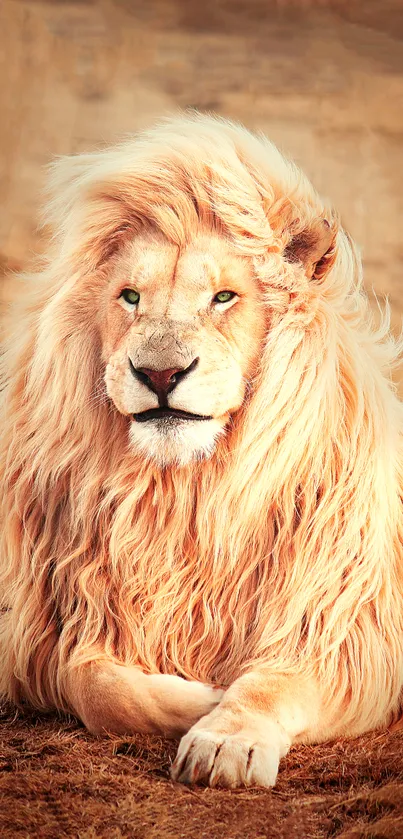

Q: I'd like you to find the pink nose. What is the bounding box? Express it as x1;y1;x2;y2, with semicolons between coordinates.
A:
130;357;199;399
137;367;184;396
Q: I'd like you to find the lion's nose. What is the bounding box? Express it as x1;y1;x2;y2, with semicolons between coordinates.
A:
130;358;199;399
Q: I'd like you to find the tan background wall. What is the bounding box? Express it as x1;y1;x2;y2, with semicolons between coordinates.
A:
1;0;402;334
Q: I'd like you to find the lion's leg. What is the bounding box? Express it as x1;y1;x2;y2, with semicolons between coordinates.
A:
64;657;224;738
171;670;322;788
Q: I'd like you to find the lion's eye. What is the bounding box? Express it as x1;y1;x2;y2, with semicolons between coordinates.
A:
213;291;237;304
120;288;140;306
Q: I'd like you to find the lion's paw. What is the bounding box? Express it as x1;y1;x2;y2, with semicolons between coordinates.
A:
171;719;289;789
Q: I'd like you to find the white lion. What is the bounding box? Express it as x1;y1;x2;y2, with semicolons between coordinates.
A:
1;114;402;788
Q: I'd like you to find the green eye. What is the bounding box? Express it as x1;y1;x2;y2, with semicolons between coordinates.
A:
213;291;236;304
121;288;140;306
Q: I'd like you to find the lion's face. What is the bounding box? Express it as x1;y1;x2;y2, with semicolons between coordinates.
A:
101;229;266;465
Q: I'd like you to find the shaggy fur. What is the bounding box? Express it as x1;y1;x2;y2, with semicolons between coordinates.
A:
1;113;402;788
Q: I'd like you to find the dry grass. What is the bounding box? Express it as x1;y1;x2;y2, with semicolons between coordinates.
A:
1;703;403;838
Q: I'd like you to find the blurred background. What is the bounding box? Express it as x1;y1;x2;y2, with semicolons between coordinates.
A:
1;0;402;334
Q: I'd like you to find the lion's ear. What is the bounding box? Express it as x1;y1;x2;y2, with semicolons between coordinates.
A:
284;218;335;279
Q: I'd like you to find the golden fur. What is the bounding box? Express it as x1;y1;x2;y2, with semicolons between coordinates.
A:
1;113;402;788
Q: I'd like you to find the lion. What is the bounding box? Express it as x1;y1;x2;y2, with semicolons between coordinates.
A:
1;113;402;789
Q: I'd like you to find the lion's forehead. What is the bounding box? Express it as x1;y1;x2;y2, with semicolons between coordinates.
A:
118;229;256;308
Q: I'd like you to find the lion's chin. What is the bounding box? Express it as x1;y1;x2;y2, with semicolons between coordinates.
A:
129;416;225;467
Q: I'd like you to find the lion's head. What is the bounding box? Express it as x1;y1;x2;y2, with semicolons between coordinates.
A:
26;114;338;468
102;229;267;465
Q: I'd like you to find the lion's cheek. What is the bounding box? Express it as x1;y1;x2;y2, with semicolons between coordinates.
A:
173;360;245;419
104;375;147;417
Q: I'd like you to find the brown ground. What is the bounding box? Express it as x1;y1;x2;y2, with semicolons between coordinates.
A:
1;1;403;837
1;703;403;839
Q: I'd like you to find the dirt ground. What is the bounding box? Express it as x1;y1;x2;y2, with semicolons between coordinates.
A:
1;1;403;838
1;703;403;839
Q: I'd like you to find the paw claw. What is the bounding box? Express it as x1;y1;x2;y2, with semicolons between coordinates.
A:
172;721;285;789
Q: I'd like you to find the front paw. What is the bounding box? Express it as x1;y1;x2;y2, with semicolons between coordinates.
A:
171;717;290;789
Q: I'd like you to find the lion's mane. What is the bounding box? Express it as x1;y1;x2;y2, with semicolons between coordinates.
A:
1;114;402;735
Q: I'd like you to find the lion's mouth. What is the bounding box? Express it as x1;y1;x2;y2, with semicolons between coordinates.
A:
133;408;212;423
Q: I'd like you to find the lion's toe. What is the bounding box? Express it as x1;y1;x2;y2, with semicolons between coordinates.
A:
171;727;281;789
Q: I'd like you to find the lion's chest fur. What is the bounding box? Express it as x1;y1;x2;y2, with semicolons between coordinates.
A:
102;471;281;685
114;539;268;685
90;459;303;683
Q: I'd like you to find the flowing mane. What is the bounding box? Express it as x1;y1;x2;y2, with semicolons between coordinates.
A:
1;113;402;741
